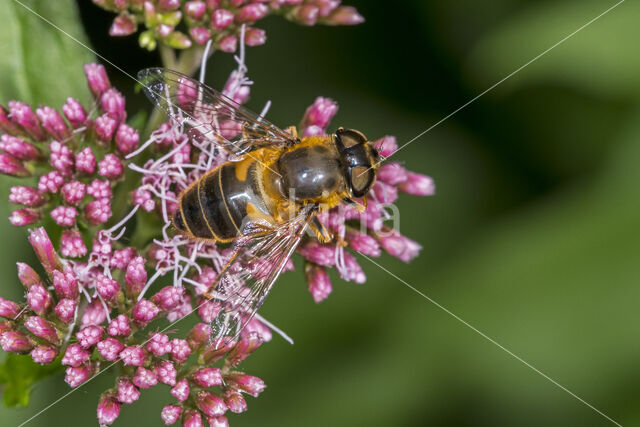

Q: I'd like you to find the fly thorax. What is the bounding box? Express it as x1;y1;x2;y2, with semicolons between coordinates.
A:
277;144;344;202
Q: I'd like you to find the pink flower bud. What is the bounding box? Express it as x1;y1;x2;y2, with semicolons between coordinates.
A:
116;377;140;404
324;5;364;25
62;97;87;128
31;345;58;364
130;187;155;212
96;275;120;305
133;366;157;389
185;1;206;19
132;299;159;326
0;105;21;135
87;178;112;200
170;379;189;402
236;3;268;23
62;343;91;367
125;257;147;298
227;373;265;397
305;264;332;303
242;317;272;342
114;123;139;155
187;323;212;350
0;135;41;160
182;410;204;427
158;0;180;11
374;135;397;157
82;298;108;326
207;416;229;427
95;114;118;143
146;332;171;356
198;300;222;323
298;242;336;266
161;405;182;425
222;389;247;413
398;172;435;196
8;101;45;140
0;297;20;319
36;106;70;140
0;331;33;353
65;363;95;387
61;180;86;205
189;27;211;45
38;171;64;194
377;230;421;262
109;12;137;36
338;251;365;283
292;5;319;25
377;163;408;186
55;298;77;323
98;153;124;180
85;199;113;225
24;316;60;344
100;88;126;123
153;360;177;386
76;325;103;348
244;27;266;46
0;153;30;177
76;147;96;174
211;9;233;29
107;314;131;337
217;35;237;53
97;393;121;426
346;231;381;257
97;338;124;361
301;96;338;131
120;346;148;366
28;227;62;273
225;335;262;367
200;339;235;364
52;268;79;299
9;209;40;226
110;247;136;270
196;391;227;417
151;286;183;310
170;338;191;363
84;63;111;97
50;206;78;227
193;367;222;387
17;262;42;289
60;229;88;258
26;284;53;316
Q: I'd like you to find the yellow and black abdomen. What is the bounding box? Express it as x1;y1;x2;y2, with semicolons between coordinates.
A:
174;159;271;242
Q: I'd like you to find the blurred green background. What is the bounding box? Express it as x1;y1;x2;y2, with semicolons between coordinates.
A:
1;0;639;425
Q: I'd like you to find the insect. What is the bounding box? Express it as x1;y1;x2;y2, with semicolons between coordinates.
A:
138;68;380;344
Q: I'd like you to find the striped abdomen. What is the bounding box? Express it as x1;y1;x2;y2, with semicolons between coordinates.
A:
173;159;271;242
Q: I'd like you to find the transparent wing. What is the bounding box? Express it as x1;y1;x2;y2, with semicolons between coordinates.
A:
138;67;297;156
205;207;315;347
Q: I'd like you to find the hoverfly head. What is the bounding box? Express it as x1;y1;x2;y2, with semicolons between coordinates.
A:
334;128;379;198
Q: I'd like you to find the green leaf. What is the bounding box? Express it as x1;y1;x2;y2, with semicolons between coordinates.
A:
0;354;63;407
466;0;640;99
0;0;95;106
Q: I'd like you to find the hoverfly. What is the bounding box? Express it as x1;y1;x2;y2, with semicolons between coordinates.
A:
138;68;380;344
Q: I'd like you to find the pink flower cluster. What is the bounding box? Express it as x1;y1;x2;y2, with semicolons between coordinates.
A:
0;64;141;250
0;227;268;426
93;0;364;52
0;50;434;425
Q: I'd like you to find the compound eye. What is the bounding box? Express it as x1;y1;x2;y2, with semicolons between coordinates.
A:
350;166;373;196
337;129;366;148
